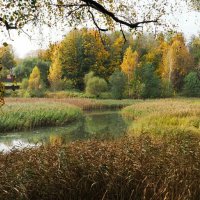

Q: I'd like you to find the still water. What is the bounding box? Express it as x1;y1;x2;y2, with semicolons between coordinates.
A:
0;110;131;152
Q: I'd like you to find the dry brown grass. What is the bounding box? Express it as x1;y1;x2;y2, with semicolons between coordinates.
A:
5;97;136;110
1;134;200;200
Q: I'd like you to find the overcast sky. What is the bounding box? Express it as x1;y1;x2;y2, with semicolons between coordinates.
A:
0;2;200;58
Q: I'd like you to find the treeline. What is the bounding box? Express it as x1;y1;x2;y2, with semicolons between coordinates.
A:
1;29;200;98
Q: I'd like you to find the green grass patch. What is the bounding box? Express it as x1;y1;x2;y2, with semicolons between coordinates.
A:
0;102;83;133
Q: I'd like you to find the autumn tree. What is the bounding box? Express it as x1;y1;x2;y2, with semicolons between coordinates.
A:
121;46;139;96
48;48;63;91
108;32;131;72
58;29;86;90
57;29;110;90
164;34;193;91
38;43;59;62
28;66;44;97
81;29;110;79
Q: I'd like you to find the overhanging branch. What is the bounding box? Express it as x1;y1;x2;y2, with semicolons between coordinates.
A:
81;0;159;29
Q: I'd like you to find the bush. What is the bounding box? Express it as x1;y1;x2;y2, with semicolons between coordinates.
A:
183;72;200;97
109;70;127;99
86;76;108;98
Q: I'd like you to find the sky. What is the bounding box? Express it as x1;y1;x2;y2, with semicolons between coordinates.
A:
0;2;200;58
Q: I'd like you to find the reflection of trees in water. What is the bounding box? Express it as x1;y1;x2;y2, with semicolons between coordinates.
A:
0;111;131;150
69;118;89;141
85;112;128;140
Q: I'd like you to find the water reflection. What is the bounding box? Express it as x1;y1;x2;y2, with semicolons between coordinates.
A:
0;111;131;152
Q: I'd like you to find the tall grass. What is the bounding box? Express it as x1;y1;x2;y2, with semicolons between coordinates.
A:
122;98;200;136
1;134;200;199
5;97;138;110
0;102;83;133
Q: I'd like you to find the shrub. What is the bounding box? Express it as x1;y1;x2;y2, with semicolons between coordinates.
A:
183;72;200;97
86;76;108;97
109;70;127;99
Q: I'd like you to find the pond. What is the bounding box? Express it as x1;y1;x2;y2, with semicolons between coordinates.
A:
0;110;132;152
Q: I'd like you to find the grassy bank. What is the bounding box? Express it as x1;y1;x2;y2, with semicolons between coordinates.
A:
1;135;200;200
0;97;136;133
0;102;83;133
122;98;200;136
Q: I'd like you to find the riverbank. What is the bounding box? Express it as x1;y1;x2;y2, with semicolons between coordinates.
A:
0;102;83;133
5;97;139;110
0;97;137;133
122;98;200;136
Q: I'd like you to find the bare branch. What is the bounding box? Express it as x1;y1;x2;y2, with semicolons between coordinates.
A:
120;23;127;44
88;9;108;32
81;0;159;29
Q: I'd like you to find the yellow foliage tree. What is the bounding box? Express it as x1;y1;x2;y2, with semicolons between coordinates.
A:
110;36;124;69
48;48;63;91
121;46;139;96
28;66;42;91
121;47;138;80
163;34;193;91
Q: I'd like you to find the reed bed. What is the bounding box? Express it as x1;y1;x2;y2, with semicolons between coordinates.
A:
1;134;200;200
122;98;200;136
0;102;83;133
